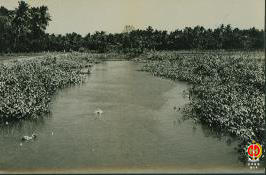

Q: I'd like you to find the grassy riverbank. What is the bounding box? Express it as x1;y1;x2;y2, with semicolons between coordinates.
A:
0;52;106;123
137;51;265;162
0;51;135;62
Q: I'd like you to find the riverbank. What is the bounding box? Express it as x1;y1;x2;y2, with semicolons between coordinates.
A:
0;50;264;164
0;52;136;63
0;61;246;172
0;52;64;62
136;50;265;163
0;52;107;123
0;51;146;124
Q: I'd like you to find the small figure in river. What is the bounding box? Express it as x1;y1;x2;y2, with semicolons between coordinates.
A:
21;133;37;141
94;109;103;115
94;109;103;119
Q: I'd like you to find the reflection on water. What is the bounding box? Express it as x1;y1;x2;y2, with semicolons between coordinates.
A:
0;61;258;173
0;117;48;138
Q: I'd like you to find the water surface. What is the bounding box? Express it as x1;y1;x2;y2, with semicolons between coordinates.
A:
0;61;255;173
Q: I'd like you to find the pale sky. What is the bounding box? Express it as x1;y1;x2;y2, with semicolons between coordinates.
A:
0;0;265;35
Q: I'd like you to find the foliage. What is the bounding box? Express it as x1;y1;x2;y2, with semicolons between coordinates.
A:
0;2;264;53
0;53;98;122
139;51;265;162
0;1;51;52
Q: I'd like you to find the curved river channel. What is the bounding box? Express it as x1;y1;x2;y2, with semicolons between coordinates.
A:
0;61;258;173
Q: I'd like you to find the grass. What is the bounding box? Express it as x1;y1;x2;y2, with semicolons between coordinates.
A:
137;50;265;162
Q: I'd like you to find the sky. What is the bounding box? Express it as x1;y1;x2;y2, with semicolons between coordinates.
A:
0;0;265;35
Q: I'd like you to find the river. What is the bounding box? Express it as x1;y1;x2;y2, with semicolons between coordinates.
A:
0;61;256;173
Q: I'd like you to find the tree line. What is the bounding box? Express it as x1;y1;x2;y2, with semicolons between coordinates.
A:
0;1;264;53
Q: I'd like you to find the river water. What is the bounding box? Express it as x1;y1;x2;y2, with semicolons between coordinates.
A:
0;61;257;173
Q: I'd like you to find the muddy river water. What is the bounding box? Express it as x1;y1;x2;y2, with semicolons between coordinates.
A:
0;61;258;173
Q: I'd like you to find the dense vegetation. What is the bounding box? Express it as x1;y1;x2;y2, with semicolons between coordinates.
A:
139;51;265;162
0;1;264;163
0;1;264;53
0;53;100;122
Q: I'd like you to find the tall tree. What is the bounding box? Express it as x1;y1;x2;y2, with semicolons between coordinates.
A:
12;1;31;51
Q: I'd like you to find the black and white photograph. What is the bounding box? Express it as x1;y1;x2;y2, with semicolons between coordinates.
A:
0;0;265;173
